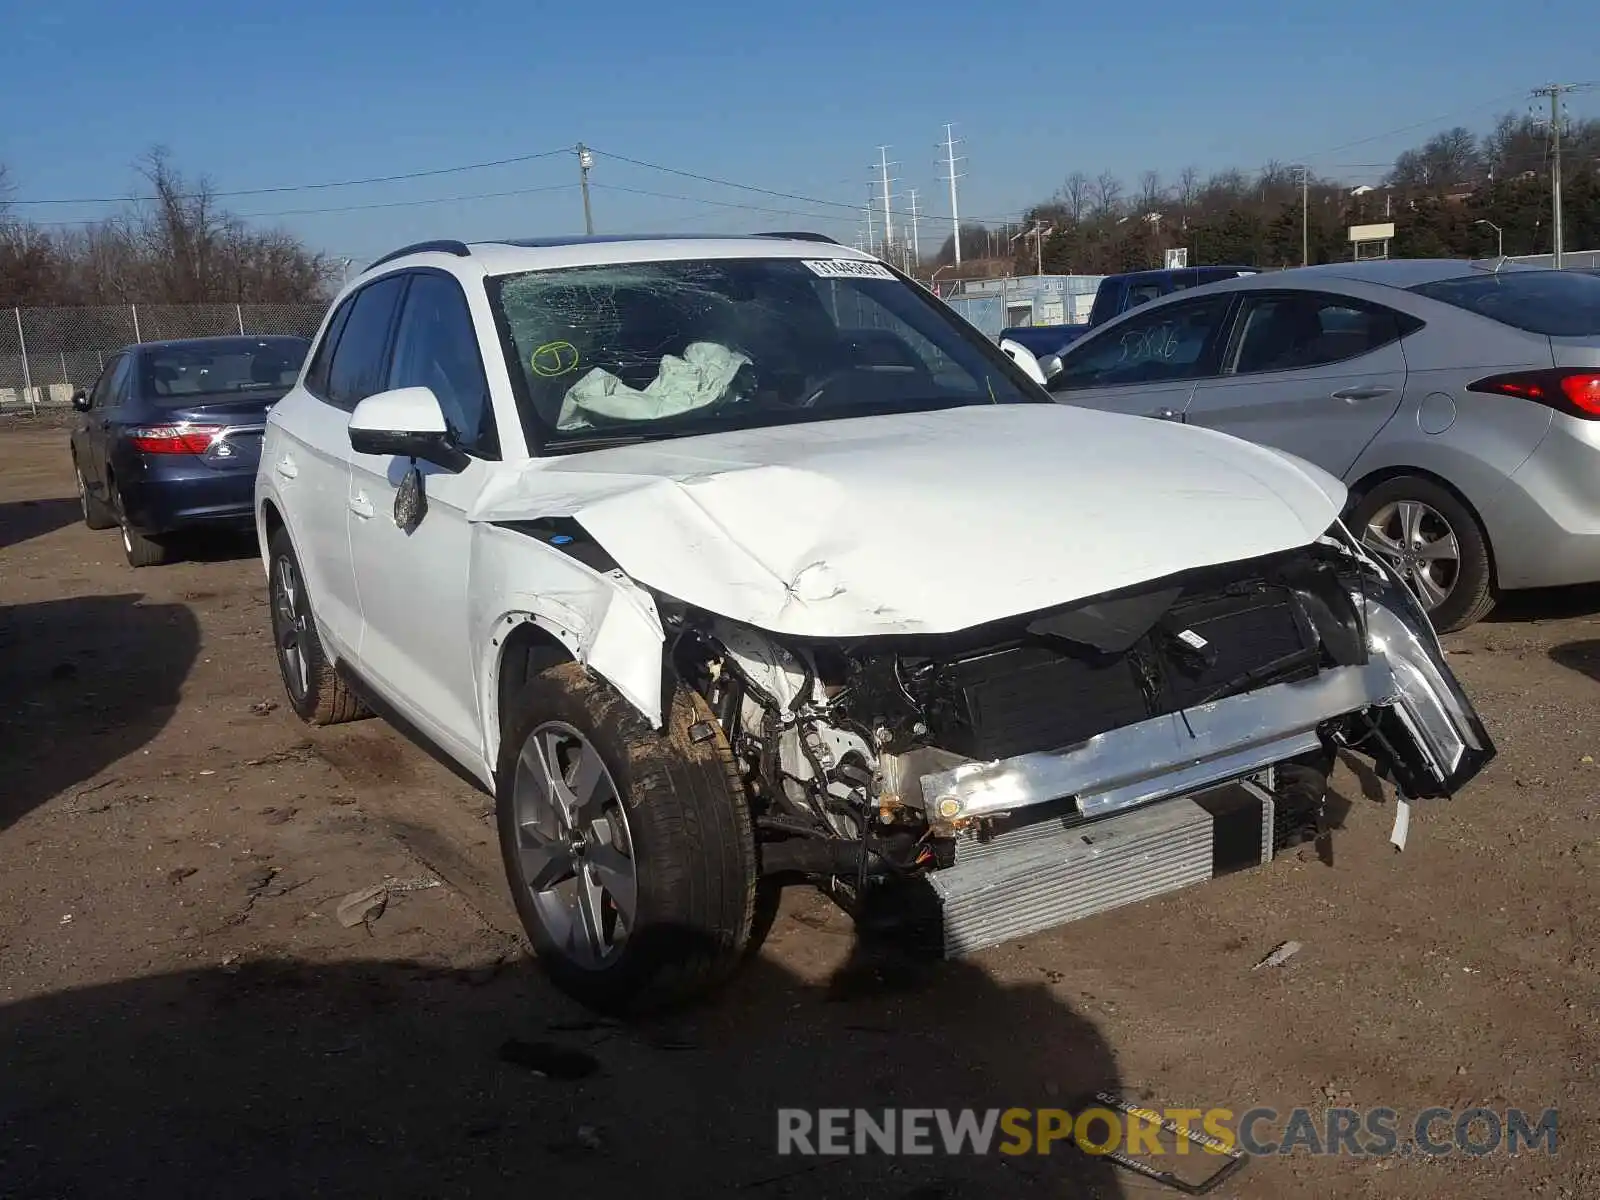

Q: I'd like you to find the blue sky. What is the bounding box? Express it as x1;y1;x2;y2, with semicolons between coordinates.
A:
3;0;1596;268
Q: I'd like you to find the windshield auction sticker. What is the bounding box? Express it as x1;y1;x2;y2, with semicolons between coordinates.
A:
802;259;896;280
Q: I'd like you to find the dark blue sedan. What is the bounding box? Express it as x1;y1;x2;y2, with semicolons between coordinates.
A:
68;335;310;567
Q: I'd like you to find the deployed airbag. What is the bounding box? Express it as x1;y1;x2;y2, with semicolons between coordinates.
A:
557;341;750;429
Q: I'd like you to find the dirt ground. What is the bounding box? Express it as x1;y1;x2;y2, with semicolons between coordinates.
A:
2;412;1596;1199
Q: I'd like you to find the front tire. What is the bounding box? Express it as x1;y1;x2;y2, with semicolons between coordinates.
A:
267;527;367;725
497;662;757;1016
1350;475;1494;634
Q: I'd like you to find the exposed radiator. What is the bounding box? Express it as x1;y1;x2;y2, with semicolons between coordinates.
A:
924;779;1276;958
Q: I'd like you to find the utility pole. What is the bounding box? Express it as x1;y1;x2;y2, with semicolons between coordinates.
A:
1294;165;1309;266
907;188;921;266
864;186;875;255
1532;83;1596;268
940;123;965;266
876;147;897;259
576;143;595;235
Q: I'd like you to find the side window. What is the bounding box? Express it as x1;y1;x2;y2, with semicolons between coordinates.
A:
325;274;408;412
1227;293;1407;375
87;355;127;409
1047;295;1234;392
304;298;355;400
1125;282;1165;309
819;282;972;389
386;273;499;458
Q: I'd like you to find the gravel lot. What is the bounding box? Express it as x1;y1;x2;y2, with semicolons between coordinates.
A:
2;413;1596;1198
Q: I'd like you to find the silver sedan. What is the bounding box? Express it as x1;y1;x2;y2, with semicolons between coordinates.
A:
1040;260;1600;632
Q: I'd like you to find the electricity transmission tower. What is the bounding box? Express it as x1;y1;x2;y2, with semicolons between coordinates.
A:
939;123;966;266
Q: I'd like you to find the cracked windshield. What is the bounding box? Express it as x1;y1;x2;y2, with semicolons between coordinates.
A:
492;257;1032;442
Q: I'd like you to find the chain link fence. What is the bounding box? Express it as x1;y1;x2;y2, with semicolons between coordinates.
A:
0;302;330;411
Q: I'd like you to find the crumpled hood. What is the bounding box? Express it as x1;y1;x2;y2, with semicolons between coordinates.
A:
469;404;1346;638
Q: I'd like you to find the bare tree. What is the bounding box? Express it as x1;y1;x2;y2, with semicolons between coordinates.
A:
1137;170;1165;212
1;150;331;305
1091;171;1123;216
1059;171;1090;223
1177;166;1200;215
1202;169;1249;208
1390;127;1484;191
1482;113;1546;178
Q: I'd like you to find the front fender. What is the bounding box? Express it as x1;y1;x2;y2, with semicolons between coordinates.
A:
470;523;666;766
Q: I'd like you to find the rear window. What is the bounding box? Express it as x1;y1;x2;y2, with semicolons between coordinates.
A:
1408;271;1600;337
140;337;309;403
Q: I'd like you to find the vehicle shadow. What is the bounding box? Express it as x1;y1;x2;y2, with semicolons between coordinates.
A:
1486;583;1600;624
0;593;200;831
164;528;260;565
0;928;1134;1199
1548;638;1600;685
0;497;82;550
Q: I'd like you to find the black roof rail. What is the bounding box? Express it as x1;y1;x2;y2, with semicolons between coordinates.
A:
755;231;839;244
364;239;472;271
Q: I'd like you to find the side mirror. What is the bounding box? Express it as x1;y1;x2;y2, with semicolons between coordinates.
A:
71;389;90;412
348;386;469;473
1039;354;1063;380
997;339;1047;387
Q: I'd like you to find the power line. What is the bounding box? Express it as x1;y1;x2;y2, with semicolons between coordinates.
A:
36;182;580;227
9;147;575;207
589;167;1025;228
587;181;855;224
1291;88;1537;165
584;144;998;225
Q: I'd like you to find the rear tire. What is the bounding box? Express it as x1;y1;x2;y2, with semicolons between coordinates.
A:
267;527;367;725
118;512;170;568
75;463;116;530
1349;475;1494;634
497;662;757;1016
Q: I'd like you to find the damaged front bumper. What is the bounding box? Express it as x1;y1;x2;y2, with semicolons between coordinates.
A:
889;571;1494;826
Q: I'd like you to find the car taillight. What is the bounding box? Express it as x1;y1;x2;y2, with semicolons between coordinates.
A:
127;424;224;454
1468;370;1600;418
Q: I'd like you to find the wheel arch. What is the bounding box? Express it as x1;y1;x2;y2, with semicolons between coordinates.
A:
472;527;669;771
258;495;286;572
1344;464;1500;587
489;617;579;760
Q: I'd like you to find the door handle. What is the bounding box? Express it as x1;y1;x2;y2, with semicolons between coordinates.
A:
1331;385;1393;402
349;491;375;520
274;455;298;480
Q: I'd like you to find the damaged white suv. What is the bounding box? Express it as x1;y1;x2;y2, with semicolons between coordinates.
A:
255;234;1494;1013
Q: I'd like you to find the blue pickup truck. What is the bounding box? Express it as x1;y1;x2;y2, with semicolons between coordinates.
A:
1000;265;1258;358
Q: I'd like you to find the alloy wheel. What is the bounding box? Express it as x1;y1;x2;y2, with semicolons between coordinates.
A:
1362;499;1460;612
270;555;311;700
512;721;637;969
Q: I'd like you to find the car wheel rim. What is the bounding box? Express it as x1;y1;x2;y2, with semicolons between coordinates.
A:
271;556;311;699
1362;499;1460;612
76;470;88;519
121;522;133;555
512;722;636;969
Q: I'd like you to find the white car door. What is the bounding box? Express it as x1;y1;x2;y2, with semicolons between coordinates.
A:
266;278;407;660
1044;293;1236;423
345;270;502;773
